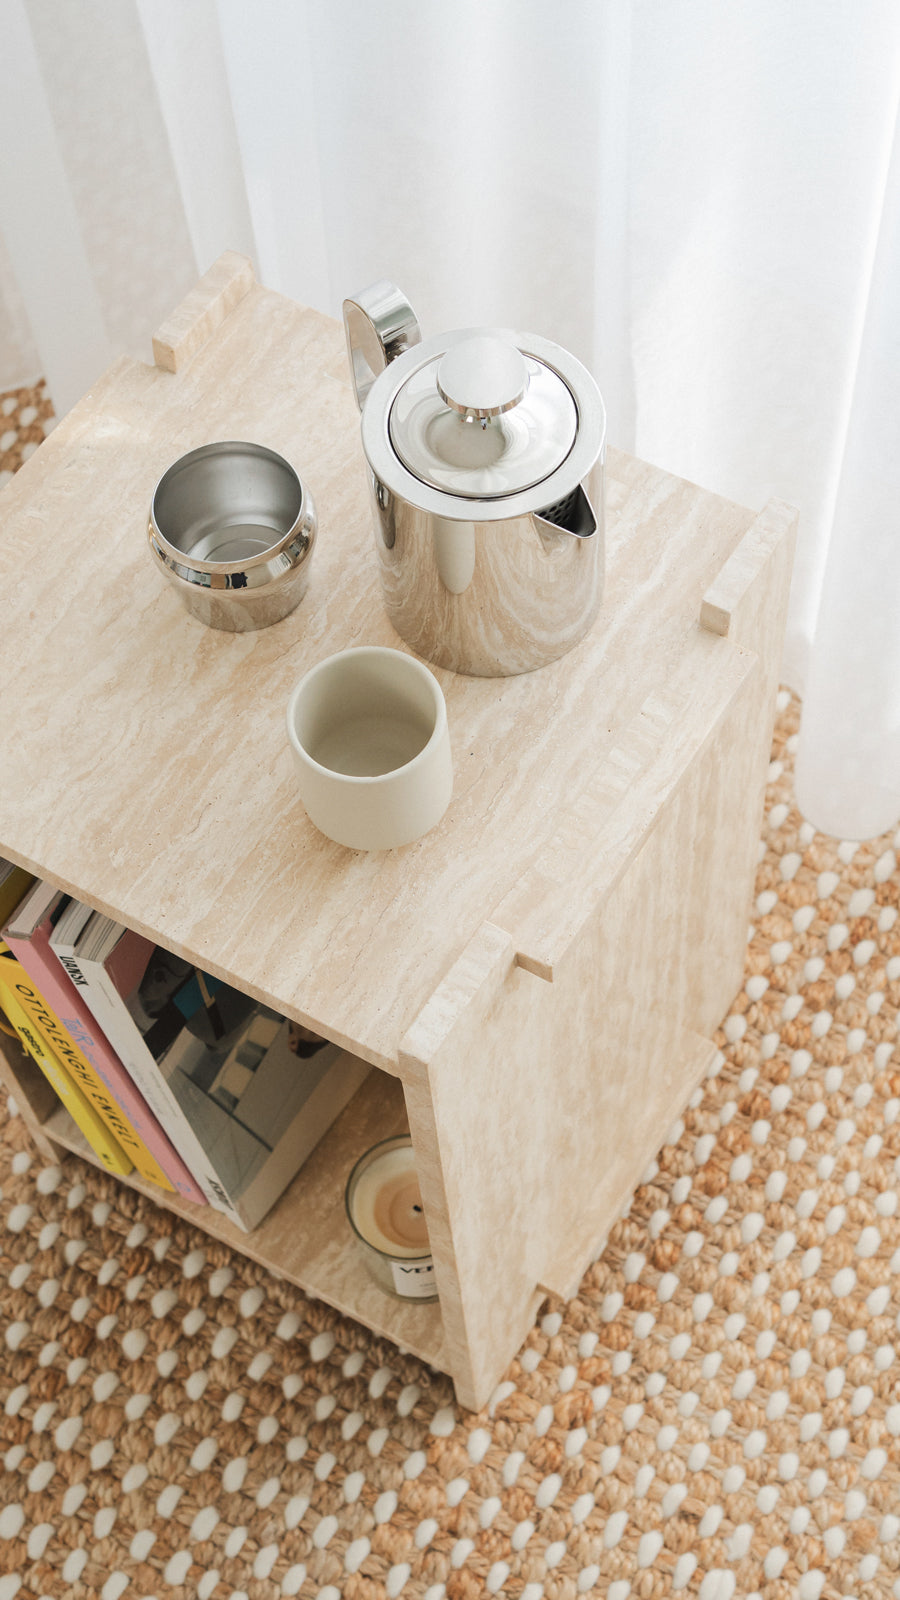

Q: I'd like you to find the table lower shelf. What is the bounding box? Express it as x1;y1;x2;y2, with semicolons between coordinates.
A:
35;1066;450;1378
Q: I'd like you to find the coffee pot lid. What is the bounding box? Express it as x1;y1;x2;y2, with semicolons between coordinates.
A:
388;333;578;499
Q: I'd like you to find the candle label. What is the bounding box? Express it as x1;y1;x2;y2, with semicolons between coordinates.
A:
390;1256;436;1299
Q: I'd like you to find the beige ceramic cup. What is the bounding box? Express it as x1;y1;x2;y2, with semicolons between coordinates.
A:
286;646;452;849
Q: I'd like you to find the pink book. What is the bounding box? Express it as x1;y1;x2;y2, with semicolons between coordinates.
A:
4;881;206;1204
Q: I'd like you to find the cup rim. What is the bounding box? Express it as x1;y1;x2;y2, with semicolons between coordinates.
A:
149;440;308;573
285;645;447;787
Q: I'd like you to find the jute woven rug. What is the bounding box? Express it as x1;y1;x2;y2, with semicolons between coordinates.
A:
1;388;898;1600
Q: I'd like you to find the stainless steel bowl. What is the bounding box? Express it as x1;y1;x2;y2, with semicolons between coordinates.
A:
148;441;317;632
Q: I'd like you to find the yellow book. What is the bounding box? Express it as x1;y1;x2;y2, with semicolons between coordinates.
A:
1;890;175;1192
9;956;172;1190
0;955;132;1176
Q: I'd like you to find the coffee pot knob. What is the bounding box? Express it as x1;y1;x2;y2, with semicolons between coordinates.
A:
437;336;529;421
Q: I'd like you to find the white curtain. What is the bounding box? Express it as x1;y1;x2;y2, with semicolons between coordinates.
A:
2;0;900;840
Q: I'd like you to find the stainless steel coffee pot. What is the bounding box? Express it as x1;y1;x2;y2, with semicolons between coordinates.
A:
343;281;606;677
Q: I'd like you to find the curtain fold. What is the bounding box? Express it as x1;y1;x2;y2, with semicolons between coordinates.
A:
794;101;900;839
0;0;112;414
2;0;899;838
136;0;256;282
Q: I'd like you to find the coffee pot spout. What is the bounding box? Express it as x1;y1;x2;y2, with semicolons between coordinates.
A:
533;483;597;542
343;281;421;411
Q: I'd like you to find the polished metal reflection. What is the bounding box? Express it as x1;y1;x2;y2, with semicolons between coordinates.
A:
343;281;421;410
436;336;530;418
370;457;604;677
148;441;316;632
344;281;606;677
389;350;578;499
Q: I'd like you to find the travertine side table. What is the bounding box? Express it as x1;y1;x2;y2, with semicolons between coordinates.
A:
0;255;795;1409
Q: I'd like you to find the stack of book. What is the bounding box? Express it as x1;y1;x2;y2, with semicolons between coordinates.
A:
0;859;368;1231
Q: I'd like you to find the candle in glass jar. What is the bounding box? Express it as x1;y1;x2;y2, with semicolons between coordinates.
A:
352;1143;428;1253
345;1137;437;1300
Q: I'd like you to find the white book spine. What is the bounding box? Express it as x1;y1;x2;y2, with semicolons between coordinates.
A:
237;1052;370;1230
58;948;244;1228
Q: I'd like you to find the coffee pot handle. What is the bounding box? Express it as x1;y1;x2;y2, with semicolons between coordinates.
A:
342;281;421;411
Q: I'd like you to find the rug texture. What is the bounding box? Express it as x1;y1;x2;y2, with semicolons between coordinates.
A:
1;389;899;1600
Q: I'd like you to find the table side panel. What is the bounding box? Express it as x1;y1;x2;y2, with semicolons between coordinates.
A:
401;629;766;1403
400;664;763;1405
